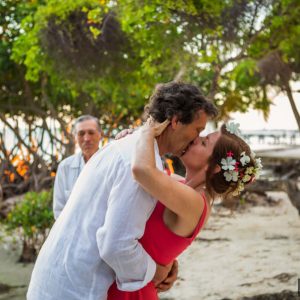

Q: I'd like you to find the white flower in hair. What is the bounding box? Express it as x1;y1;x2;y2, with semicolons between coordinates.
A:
226;122;241;136
224;170;239;182
240;151;250;166
221;157;236;171
220;147;263;196
255;157;263;169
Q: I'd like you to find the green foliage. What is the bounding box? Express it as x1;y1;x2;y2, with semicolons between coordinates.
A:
8;0;152;123
5;191;54;238
1;0;300;212
231;59;260;89
2;190;54;261
11;0;102;81
1;0;300;131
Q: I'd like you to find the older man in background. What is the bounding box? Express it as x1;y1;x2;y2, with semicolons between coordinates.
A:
53;115;102;219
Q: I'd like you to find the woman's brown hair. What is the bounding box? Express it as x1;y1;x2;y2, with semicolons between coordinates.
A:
205;124;256;199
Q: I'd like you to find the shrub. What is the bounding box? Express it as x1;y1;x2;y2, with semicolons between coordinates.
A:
4;190;54;262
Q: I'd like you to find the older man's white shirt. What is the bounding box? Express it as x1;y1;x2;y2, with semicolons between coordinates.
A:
53;152;85;219
27;131;163;300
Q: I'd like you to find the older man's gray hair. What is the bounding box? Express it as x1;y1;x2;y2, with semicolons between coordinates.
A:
73;115;102;134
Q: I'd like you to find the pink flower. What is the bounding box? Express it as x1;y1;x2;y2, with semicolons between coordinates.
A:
227;151;234;157
234;161;240;171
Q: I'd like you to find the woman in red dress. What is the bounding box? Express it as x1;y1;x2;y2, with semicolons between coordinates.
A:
108;120;261;300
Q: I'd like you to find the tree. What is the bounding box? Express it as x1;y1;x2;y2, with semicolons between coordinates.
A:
0;0;75;197
251;0;300;129
1;0;300;200
117;0;300;128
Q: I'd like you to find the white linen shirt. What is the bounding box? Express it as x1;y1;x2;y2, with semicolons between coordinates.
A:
53;152;85;219
27;131;163;300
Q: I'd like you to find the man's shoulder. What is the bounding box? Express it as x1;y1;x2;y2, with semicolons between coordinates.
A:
111;130;162;169
58;153;81;168
112;131;140;163
88;132;139;172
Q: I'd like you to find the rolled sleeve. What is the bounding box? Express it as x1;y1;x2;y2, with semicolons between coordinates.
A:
96;156;156;291
117;252;156;291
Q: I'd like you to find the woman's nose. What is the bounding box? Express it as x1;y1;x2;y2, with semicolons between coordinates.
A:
193;137;200;144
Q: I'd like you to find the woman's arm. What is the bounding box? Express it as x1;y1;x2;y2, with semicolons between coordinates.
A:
170;173;185;181
132;119;205;221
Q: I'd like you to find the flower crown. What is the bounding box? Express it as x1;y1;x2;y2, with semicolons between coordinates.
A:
221;122;263;196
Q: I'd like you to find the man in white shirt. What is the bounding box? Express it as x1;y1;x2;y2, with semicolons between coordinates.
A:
27;81;218;300
53;115;102;219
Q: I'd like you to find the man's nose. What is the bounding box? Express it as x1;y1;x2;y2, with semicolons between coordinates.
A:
83;134;91;141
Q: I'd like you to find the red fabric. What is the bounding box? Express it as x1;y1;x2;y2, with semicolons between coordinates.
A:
107;194;207;300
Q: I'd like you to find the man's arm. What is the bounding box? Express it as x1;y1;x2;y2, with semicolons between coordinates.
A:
53;163;67;220
96;155;169;291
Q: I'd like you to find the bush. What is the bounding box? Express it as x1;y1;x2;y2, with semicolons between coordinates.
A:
4;190;54;262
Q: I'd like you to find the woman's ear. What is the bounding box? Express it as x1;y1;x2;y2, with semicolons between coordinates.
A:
214;164;221;174
204;164;220;174
170;115;179;130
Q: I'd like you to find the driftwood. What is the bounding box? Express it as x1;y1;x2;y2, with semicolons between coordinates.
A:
222;290;299;300
285;180;300;214
243;178;300;215
224;157;300;215
240;290;299;300
0;185;2;203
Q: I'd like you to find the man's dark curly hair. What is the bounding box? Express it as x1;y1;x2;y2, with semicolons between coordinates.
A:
145;81;218;124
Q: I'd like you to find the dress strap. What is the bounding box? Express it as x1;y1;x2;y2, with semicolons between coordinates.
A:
190;193;208;240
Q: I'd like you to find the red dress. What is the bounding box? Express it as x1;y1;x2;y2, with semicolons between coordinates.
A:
107;193;208;300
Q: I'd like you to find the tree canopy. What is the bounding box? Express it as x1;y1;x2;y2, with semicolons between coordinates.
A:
1;0;300;197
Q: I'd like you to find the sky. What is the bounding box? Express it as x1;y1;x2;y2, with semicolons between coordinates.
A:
231;87;300;131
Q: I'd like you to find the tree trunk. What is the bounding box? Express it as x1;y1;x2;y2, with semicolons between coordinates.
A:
284;82;300;131
19;240;37;263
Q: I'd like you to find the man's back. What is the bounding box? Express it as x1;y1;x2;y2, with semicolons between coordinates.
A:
27;131;163;300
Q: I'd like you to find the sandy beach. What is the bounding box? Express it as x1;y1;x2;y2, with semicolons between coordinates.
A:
0;245;33;300
0;191;299;300
161;191;300;300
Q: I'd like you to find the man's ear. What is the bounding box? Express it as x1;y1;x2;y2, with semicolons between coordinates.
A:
73;134;78;144
170;116;179;130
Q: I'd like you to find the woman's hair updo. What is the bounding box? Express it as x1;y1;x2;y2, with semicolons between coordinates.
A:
205;124;258;199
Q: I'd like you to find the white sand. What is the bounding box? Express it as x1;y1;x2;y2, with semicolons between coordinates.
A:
160;192;300;300
0;245;33;300
0;192;299;300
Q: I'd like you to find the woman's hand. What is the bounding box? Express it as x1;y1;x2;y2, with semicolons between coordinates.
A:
115;128;134;140
143;117;170;137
